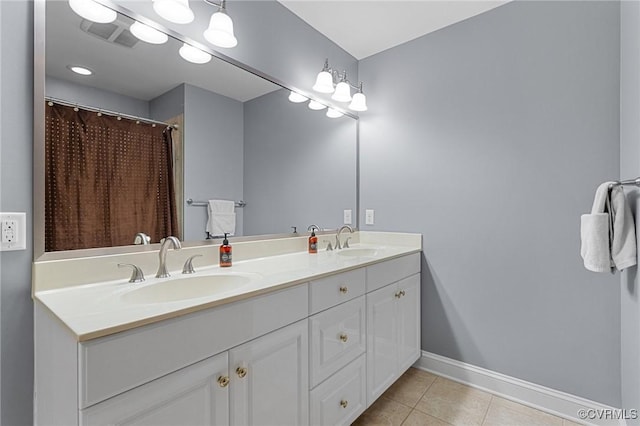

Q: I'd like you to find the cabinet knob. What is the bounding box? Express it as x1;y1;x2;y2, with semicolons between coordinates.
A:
339;286;348;294
339;333;348;343
340;400;348;409
217;375;230;387
395;291;402;298
236;366;248;378
400;290;406;297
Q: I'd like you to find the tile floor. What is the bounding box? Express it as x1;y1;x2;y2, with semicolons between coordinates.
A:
352;368;583;426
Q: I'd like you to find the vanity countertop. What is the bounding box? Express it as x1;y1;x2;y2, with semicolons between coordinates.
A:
34;233;421;342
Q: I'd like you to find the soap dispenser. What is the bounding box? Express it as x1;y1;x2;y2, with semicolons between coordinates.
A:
308;225;319;254
220;233;232;267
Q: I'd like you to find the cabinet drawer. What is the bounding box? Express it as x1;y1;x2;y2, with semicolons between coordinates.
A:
310;296;366;388
309;268;365;314
366;253;420;292
310;355;366;426
79;284;308;408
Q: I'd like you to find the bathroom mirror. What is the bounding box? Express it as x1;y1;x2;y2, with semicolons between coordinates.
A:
35;0;357;257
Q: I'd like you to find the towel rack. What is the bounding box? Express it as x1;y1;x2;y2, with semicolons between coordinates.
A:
609;177;640;189
186;198;246;208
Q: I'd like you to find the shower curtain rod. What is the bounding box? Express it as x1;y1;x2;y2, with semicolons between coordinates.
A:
45;96;179;129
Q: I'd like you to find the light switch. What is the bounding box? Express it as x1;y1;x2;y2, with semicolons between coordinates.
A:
365;209;375;225
343;209;352;225
0;212;26;251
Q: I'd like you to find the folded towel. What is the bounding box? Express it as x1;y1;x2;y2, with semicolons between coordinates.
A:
206;200;236;237
581;182;637;272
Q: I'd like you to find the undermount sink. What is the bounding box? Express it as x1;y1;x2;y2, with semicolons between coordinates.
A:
121;274;256;304
336;248;378;258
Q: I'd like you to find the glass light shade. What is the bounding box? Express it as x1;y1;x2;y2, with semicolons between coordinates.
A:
312;71;335;93
348;92;368;112
332;81;352;102
130;21;168;44
68;65;93;76
204;11;238;48
153;0;194;24
179;43;211;64
308;100;327;110
326;108;344;118
288;91;308;103
68;0;117;23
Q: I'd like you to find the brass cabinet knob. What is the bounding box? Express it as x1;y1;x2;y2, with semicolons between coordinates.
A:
339;333;348;343
340;400;348;409
395;291;402;298
236;367;248;378
217;375;230;387
400;290;406;297
339;286;348;294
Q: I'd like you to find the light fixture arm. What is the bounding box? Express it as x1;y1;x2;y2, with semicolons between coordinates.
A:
204;0;227;11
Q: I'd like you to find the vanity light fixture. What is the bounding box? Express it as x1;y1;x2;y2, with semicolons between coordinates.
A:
288;91;308;103
312;59;368;112
67;65;93;76
68;0;117;24
130;21;169;44
153;0;194;24
179;43;212;64
326;108;344;118
308;100;327;111
203;0;238;48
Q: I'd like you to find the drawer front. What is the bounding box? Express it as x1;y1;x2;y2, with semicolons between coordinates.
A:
310;355;366;426
309;268;366;314
79;283;308;408
366;253;420;292
310;296;366;388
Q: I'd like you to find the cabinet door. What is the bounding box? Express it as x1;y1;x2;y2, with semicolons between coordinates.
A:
80;352;229;426
397;274;421;372
229;320;309;426
366;284;398;405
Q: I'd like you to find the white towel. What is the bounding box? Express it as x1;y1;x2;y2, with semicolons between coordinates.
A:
581;182;637;272
206;200;236;237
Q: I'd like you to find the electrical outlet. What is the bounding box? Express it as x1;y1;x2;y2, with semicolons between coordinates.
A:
0;212;26;251
365;209;375;225
343;209;352;225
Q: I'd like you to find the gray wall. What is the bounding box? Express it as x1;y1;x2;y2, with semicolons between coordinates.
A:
358;1;622;405
0;1;34;424
243;89;357;235
183;84;244;240
620;0;640;417
149;84;185;122
45;76;149;117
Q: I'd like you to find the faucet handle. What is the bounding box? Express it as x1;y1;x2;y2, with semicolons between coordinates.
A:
182;254;203;274
323;240;333;251
118;263;145;283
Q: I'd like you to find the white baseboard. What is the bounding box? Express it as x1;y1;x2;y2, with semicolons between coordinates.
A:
414;351;627;426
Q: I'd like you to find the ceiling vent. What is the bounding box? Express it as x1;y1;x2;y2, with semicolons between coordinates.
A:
80;16;139;49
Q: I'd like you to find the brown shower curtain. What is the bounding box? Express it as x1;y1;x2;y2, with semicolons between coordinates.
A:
45;102;179;251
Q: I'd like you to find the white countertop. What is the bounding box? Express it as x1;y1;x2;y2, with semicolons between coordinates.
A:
34;234;421;342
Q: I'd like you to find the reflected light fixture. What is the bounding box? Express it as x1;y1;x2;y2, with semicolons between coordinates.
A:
153;0;194;24
288;91;308;103
67;65;93;76
308;100;327;110
312;59;335;93
326;108;343;118
130;21;169;44
349;83;368;112
203;0;238;48
179;43;212;64
68;0;117;23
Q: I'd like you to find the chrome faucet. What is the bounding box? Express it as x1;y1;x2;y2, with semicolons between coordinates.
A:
335;225;354;250
156;236;182;278
133;232;151;245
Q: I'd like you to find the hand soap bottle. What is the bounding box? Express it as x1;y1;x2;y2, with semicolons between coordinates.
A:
308;225;318;254
220;233;232;267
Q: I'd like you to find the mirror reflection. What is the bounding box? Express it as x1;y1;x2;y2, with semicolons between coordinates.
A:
43;0;357;252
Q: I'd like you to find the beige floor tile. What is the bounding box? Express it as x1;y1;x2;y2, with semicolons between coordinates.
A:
383;368;437;407
483;397;563;426
562;420;585;426
352;396;412;426
401;410;453;426
414;377;491;426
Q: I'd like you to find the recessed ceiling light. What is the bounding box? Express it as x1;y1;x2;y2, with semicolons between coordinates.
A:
67;65;93;76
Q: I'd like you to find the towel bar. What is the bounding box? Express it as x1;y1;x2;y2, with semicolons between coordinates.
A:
186;198;246;208
609;178;640;189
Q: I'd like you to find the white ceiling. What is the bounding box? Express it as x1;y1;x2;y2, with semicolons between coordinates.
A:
279;0;510;60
